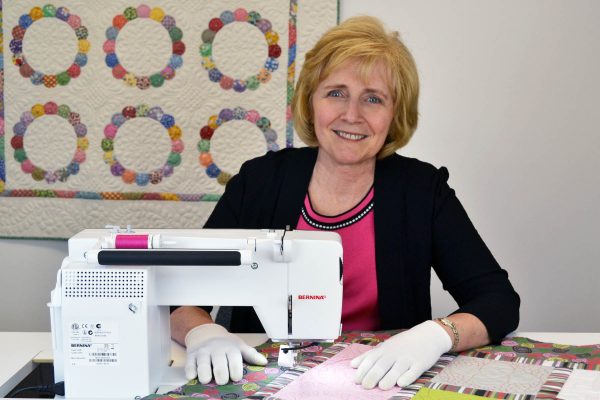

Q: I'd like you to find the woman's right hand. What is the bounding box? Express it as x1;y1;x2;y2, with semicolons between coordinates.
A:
184;323;268;385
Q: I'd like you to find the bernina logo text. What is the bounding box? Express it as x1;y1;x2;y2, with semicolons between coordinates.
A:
71;344;92;347
297;295;326;300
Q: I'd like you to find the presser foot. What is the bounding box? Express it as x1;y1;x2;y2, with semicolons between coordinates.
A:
277;341;319;368
277;343;299;368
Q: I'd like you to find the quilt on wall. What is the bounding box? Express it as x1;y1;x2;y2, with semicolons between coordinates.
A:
0;0;338;238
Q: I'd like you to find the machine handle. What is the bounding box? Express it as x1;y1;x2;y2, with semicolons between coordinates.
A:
89;250;244;266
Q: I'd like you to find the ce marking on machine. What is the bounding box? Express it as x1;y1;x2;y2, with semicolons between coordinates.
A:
71;322;102;333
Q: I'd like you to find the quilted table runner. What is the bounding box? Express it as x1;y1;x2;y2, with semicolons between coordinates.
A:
0;0;338;238
142;332;600;400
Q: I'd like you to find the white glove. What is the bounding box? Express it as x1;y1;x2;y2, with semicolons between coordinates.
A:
351;320;452;390
184;323;268;385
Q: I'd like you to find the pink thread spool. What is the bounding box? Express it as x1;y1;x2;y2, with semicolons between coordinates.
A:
115;234;150;249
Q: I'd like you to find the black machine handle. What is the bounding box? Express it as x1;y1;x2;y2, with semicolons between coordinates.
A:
96;250;242;266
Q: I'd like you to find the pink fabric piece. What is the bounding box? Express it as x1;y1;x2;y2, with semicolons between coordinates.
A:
274;344;395;400
297;188;380;331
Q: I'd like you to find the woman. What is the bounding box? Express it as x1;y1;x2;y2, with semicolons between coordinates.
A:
171;16;520;390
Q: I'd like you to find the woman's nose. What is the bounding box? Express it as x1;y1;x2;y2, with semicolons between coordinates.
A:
341;99;362;123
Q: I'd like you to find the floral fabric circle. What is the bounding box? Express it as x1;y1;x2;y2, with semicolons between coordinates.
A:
10;5;90;88
200;8;281;92
104;5;186;89
198;107;279;185
102;105;184;186
11;102;89;183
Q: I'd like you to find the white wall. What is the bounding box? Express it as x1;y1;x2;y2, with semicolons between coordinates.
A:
1;0;599;332
0;239;67;331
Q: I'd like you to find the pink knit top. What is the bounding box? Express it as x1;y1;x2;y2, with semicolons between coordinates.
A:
296;187;380;331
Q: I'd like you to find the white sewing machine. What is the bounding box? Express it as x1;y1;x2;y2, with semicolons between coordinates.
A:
49;228;343;399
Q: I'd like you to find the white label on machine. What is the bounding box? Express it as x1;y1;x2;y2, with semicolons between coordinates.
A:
68;320;119;366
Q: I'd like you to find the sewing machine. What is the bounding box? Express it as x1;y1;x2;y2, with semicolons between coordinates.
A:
49;228;343;399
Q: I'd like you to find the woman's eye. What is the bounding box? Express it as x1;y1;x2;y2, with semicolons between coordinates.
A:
366;95;382;104
327;89;343;97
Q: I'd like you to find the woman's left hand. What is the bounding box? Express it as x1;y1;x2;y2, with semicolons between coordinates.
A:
351;320;452;390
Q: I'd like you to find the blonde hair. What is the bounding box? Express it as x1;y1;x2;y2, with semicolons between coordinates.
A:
292;16;419;158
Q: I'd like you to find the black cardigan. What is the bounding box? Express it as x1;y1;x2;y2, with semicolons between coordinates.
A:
203;147;520;341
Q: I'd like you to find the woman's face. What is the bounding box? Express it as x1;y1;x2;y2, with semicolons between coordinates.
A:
311;59;394;168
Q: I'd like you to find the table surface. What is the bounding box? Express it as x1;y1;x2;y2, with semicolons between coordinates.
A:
0;332;51;398
2;331;600;398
